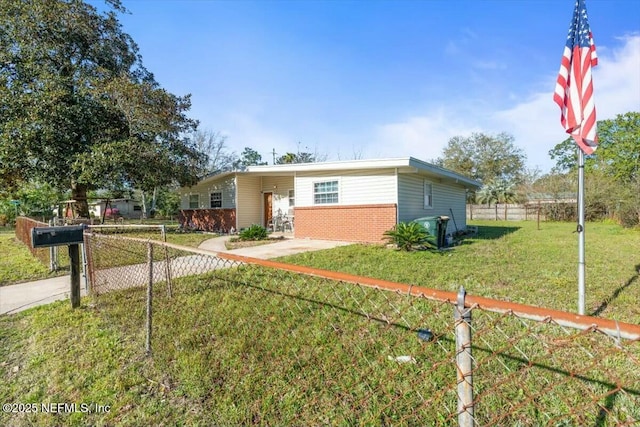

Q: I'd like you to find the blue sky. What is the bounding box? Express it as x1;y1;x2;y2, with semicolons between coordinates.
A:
110;0;639;173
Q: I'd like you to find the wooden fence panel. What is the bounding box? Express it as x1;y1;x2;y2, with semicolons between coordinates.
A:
466;204;544;221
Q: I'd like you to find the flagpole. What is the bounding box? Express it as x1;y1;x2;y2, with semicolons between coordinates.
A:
554;0;597;315
577;149;586;315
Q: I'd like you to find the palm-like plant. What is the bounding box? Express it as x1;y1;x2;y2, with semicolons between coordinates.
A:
476;179;518;220
383;222;435;251
495;179;518;220
476;185;498;206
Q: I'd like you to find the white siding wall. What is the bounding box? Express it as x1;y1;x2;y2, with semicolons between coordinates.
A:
236;175;262;228
180;176;236;209
397;174;468;235
261;176;295;217
295;169;396;207
236;175;262;230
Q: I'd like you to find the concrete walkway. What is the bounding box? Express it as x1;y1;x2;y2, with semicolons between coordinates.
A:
0;235;351;315
197;234;352;259
0;275;88;315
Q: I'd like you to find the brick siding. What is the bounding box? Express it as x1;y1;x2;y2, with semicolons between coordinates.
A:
179;209;236;233
294;204;397;243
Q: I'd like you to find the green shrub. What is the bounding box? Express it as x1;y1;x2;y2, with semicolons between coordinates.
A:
239;224;268;241
0;199;17;225
383;221;435;251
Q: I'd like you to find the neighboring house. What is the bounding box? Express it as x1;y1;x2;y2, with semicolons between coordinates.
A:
55;198;142;220
178;157;481;243
91;198;143;219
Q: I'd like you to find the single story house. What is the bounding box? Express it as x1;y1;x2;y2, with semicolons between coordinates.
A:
178;157;481;243
91;198;143;219
56;198;142;220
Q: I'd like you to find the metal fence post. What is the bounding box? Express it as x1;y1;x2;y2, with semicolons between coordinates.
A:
81;243;89;292
146;241;153;356
83;234;94;295
161;224;172;297
455;286;474;427
48;219;57;271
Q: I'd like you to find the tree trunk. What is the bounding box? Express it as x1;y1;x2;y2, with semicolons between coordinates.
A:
71;182;90;218
101;198;110;225
141;191;147;219
150;187;157;218
504;204;508;221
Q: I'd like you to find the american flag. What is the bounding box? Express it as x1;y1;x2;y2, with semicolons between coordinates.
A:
553;0;598;155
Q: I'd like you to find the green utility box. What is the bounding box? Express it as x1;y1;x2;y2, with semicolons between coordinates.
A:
413;216;450;248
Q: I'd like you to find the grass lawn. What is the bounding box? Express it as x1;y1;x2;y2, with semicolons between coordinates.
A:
1;220;638;426
280;220;640;324
0;229;64;286
162;230;218;248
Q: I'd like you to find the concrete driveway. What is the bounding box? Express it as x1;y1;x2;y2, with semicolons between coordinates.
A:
1;236;352;315
197;235;352;259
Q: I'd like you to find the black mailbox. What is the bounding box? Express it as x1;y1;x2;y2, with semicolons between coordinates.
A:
31;225;86;248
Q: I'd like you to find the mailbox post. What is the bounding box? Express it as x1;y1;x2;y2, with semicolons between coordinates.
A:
31;225;86;308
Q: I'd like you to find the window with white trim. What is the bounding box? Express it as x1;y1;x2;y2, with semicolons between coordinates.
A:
210;192;222;208
188;194;199;209
424;181;433;208
314;180;339;204
288;189;295;207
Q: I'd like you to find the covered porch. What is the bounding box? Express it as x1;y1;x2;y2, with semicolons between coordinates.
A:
235;173;295;233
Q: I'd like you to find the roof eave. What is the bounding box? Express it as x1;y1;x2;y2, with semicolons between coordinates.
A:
408;157;482;189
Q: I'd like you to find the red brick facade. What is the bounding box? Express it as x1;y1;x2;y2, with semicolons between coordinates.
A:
179;209;236;233
294;204;397;243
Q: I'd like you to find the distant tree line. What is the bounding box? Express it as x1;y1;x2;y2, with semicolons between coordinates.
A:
435;112;640;227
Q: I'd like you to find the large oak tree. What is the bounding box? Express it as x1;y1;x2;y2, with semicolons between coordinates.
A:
436;132;526;184
0;0;206;217
549;112;640;182
546;112;640;226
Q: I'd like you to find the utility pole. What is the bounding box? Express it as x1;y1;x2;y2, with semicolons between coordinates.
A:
272;148;277;165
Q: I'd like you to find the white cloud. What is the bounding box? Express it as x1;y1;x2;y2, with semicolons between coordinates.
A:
369;35;640;173
444;27;478;56
593;34;640;118
196;35;638;172
219;113;291;162
493;34;640;172
369;109;483;162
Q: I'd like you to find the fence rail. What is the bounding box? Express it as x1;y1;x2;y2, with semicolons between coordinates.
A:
84;232;639;426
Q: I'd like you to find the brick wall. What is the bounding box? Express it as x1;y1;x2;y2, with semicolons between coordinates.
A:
294;204;397;243
179;209;236;233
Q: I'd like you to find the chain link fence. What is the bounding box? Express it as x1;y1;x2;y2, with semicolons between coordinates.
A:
87;223;171;239
15;219;173;282
85;232;639;426
15;217;57;269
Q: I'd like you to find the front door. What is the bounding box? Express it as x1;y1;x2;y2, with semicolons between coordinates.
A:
263;192;273;227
